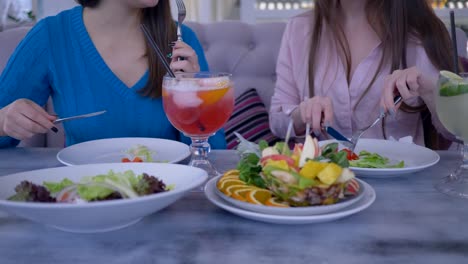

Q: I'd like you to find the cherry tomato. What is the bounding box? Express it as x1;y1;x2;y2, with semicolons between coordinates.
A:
343;149;359;160
121;158;131;163
132;157;144;162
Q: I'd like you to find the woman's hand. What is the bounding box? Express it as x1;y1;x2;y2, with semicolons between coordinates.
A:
381;66;422;114
0;99;57;140
292;96;334;135
170;41;200;72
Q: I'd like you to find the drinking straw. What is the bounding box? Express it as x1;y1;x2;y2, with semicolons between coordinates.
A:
450;11;459;74
140;24;176;78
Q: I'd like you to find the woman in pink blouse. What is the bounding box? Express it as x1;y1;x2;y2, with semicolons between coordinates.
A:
270;0;455;149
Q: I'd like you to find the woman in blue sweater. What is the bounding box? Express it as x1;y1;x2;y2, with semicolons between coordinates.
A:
0;0;227;149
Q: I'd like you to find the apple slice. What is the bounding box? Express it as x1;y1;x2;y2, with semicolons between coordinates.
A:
299;135;317;167
262;146;279;158
337;168;355;183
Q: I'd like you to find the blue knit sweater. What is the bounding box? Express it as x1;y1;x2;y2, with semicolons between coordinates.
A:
0;6;226;149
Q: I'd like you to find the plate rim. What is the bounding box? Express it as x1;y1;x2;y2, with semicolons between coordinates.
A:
204;176;376;221
214;176;366;216
56;137;191;166
0;163;207;209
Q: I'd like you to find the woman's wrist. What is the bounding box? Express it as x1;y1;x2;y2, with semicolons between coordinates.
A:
0;108;7;137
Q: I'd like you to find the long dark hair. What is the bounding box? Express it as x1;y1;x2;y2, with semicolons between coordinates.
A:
308;0;454;149
76;0;176;98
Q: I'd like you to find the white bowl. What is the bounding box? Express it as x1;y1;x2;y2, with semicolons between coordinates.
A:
0;163;207;233
57;137;191;166
319;139;440;177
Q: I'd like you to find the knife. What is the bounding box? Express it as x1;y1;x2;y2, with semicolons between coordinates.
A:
324;126;354;149
53;110;107;124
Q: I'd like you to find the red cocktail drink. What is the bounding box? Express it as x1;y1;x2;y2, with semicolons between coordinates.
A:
163;73;234;178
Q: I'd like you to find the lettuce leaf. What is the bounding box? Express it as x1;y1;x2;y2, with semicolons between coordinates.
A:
43;178;74;193
349;151;404;168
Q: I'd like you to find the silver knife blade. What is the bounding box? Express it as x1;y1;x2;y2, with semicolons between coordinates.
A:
324;126;354;149
53;110;106;124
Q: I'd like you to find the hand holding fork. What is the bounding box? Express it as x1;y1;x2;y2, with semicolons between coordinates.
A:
169;0;199;72
175;0;186;41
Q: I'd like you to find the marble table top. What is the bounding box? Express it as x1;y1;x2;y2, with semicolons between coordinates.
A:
0;148;467;264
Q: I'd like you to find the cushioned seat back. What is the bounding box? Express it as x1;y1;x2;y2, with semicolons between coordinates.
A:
187;21;286;110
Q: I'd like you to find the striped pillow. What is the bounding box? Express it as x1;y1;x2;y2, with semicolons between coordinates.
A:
224;88;280;149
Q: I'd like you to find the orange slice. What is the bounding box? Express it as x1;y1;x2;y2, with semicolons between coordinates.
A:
223;185;253;197
217;179;245;192
220;174;240;180
231;186;259;201
223;170;240;177
245;189;272;205
264;197;289;207
198;87;230;106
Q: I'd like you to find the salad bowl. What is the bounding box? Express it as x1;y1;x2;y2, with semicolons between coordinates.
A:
57;137;191;166
0;163;207;233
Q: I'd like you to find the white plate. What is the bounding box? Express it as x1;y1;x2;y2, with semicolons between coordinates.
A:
319;139;440;178
57;137;190;166
0;163;207;233
204;176;376;224
215;178;365;216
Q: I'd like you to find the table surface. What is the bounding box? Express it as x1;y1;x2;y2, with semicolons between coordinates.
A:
0;148;467;264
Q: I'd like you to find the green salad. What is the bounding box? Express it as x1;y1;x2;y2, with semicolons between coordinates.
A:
8;170;173;203
349;151;404;168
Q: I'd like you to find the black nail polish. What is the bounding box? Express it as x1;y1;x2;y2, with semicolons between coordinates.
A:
169;43;175;47
51;127;58;133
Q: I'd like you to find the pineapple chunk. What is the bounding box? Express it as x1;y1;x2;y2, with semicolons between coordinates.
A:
317;163;343;185
300;161;327;179
265;160;290;171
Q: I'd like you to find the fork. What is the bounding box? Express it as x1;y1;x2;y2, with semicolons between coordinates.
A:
349;95;402;152
175;0;186;42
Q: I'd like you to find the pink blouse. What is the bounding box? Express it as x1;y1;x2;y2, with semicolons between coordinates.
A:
270;11;444;146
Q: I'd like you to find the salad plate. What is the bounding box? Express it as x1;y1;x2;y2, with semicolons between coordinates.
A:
0;163;207;233
319;139;440;177
214;177;366;216
57;137;190;166
205;176;376;224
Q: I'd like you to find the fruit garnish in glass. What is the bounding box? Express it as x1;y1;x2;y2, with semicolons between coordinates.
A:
162;72;234;178
435;70;468;198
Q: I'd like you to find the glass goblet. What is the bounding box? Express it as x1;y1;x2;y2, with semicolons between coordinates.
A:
162;72;234;178
435;71;468;198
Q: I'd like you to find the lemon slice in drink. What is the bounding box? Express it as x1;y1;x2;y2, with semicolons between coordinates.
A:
439;71;468;97
440;70;463;81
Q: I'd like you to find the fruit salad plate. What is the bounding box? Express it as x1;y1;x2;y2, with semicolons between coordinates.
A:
205;176;376;225
214;176;366;216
